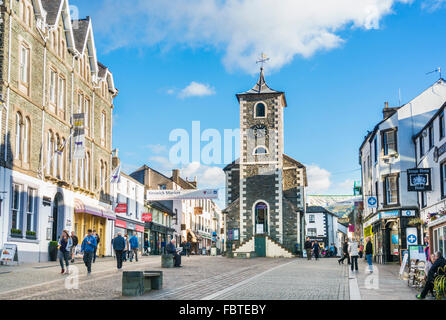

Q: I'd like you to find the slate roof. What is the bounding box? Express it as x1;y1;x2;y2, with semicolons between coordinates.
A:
306;205;337;216
72;18;90;53
41;0;62;26
98;62;108;78
238;68;282;95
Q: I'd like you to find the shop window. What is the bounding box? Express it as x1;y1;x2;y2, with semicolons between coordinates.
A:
309;215;315;223
307;228;316;237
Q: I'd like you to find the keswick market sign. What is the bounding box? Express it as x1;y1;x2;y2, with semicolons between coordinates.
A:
146;189;218;201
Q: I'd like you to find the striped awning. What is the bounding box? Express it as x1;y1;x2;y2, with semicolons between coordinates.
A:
74;199;115;220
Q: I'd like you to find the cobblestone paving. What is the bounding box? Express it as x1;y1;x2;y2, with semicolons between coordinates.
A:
209;258;349;300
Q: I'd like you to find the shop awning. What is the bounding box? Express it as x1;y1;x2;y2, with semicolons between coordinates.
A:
74;199;115;220
187;230;198;243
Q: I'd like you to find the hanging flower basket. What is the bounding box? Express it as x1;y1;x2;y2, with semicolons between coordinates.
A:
408;218;423;226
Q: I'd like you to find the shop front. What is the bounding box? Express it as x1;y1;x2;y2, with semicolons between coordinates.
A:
187;230;199;254
428;215;446;259
114;218;145;254
73;199;115;257
145;221;175;255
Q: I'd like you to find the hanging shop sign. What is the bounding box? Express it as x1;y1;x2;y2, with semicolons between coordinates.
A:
381;210;399;219
115;203;127;214
146;189;218;201
73;113;86;160
142;212;152;222
406;227;418;245
407;168;432;192
194;207;203;215
367;196;377;208
402;210;416;217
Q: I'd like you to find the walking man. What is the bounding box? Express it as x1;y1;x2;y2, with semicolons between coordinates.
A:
338;239;350;265
185;241;191;257
113;232;126;270
70;231;78;263
313;240;320;261
129;233;139;262
304;237;312;260
349;239;359;272
81;229;97;275
92;230;100;263
365;236;373;273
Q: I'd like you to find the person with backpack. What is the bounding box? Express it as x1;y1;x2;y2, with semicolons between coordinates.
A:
92;230;100;263
70;231;78;263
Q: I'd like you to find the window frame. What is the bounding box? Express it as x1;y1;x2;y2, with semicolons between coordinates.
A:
254;101;267;119
381;128;398;157
440;112;445;140
383;173;400;207
428;124;434;150
440;160;446;200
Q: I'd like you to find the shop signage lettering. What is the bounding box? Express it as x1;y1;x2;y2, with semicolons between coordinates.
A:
0;244;18;263
434;143;446;163
402;210;416;217
146;189;218;201
127;223;135;231
115;219;127;229
135;225;145;233
381;210;399;219
115;203;127;214
407;168;432;192
142;212;152;222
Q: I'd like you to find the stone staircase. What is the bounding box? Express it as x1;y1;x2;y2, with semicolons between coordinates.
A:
232;235;294;258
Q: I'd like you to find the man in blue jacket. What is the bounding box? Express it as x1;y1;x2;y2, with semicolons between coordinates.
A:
113;232;126;270
167;239;181;267
129;233;139;262
81;229;97;274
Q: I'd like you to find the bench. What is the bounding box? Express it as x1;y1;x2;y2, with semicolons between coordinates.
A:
122;271;163;296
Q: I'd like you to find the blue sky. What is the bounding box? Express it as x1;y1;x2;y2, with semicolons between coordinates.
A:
71;0;446;207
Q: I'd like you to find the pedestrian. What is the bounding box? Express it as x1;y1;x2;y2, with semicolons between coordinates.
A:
338;239;350;265
185;241;191;257
70;231;78;263
348;239;359;272
81;229;97;275
58;230;72;275
144;238;149;255
167;239;181;267
417;251;446;299
365;236;373;273
329;243;335;257
112;232;126;270
304;237;312;260
129;233;139;262
359;242;364;259
122;234;129;262
334;244;338;257
312;240;320;260
92;230;100;263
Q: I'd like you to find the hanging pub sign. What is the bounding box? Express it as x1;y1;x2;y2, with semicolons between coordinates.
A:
73;113;85;160
407;168;431;191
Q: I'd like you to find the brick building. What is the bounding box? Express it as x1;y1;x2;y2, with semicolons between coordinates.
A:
223;68;307;258
0;0;118;262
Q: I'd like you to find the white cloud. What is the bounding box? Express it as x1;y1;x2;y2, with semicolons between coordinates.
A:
421;0;446;11
166;89;175;95
306;164;332;194
181;162;225;188
178;82;215;98
145;144;168;154
94;0;412;73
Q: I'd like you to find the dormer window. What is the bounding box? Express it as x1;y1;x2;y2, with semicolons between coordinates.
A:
255;102;266;118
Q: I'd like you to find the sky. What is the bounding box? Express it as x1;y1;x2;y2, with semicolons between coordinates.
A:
70;0;446;208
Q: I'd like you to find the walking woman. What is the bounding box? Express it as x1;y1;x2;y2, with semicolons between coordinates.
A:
312;240;320;260
58;230;72;274
365;236;374;273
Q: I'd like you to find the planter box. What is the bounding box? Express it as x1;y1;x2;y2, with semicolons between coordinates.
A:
26;235;37;240
10;233;23;238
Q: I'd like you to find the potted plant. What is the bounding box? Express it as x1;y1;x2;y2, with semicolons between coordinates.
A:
48;241;58;261
26;230;37;239
10;228;22;238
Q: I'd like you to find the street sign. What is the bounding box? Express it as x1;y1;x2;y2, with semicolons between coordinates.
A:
146;189;218;201
407;168;432;191
367;196;377;208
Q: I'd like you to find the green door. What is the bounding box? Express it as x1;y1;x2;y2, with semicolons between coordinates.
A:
255;236;266;257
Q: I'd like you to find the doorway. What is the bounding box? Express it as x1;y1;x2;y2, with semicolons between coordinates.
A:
52;193;64;241
254;202;268;235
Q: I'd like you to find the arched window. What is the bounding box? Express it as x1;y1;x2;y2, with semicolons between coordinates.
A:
253;146;268;155
255;102;266;118
15;113;23;160
254;202;268;234
23;117;30;163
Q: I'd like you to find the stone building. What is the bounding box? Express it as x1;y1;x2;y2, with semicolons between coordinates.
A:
223;68;307;258
0;0;118;262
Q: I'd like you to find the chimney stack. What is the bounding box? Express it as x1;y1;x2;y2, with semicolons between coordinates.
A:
382;101;396;120
172;169;180;182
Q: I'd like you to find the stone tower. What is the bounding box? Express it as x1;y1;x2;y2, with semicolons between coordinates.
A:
223;68;307;258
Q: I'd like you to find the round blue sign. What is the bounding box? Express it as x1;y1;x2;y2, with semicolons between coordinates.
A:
408;234;417;244
368;197;377;206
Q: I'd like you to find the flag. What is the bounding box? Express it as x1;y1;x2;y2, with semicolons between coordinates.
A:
110;165;121;184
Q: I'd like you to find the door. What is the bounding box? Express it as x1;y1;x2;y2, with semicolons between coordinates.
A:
255;236;266;257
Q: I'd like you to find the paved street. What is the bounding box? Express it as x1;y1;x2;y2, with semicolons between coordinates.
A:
0;255;426;300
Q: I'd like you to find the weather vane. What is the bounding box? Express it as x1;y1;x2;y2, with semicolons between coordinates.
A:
426;67;442;80
256;52;270;71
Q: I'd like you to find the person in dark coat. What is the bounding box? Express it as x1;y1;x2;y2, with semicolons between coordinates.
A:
70;231;78;263
365;236;373;272
312;240;320;261
113;233;126;270
81;229;97;275
304;237;312;260
166;239;181;267
338;239;350;265
417;251;446;299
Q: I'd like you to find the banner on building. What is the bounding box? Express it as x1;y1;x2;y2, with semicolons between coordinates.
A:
142;212;152;222
407;168;432;191
73;113;85;160
146;189;218;201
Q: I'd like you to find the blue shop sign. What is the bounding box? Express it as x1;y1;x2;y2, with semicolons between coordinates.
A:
381;210;399;219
